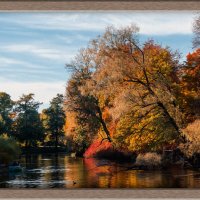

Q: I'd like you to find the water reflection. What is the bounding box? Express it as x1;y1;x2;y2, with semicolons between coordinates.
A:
0;153;200;188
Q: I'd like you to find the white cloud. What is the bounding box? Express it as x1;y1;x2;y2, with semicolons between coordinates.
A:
2;11;196;35
0;57;22;65
2;44;75;61
0;56;66;79
101;12;196;35
0;11;196;110
56;34;91;44
0;56;45;69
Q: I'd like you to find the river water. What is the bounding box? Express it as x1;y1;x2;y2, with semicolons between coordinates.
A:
0;153;200;188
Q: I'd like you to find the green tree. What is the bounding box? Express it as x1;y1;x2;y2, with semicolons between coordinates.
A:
14;93;44;149
43;94;66;152
0;136;21;165
0;92;14;136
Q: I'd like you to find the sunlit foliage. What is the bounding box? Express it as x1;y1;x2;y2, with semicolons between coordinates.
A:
180;120;200;157
65;25;185;155
179;49;200;122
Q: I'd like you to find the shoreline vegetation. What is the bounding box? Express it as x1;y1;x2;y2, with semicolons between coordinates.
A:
2;16;200;173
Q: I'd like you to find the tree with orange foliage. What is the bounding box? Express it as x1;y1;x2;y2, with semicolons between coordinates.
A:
65;25;185;155
65;48;113;154
183;49;200;92
179;48;200;122
90;34;184;151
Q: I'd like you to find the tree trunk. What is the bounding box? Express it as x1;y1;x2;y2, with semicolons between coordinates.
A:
147;84;183;138
157;101;181;134
157;101;186;143
25;140;28;153
96;106;112;142
55;132;58;152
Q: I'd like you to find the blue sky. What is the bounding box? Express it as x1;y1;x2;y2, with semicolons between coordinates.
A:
0;11;197;111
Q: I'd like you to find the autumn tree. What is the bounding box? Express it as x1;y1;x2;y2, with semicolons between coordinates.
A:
14;93;44;149
65;25;186;154
92;28;184;150
66;76;102;154
178;49;200;122
65;47;113;154
110;41;184;151
43;94;66;152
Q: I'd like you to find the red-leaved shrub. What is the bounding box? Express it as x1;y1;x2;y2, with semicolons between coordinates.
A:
84;140;134;160
84;140;112;158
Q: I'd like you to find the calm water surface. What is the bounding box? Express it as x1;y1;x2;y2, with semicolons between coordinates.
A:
1;153;200;188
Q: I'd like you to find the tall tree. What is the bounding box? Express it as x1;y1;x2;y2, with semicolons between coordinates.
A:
65;46;114;148
14;93;44;149
43;94;66;152
65;25;185;154
178;48;200;122
0;92;13;136
90;36;184;151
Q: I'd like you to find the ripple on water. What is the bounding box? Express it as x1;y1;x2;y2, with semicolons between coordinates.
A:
6;179;71;188
26;167;69;174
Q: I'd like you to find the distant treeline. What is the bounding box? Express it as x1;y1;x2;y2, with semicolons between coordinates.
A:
0;93;66;152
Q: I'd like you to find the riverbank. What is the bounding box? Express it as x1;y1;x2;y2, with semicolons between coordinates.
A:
83;145;197;171
21;146;68;154
11;143;200;172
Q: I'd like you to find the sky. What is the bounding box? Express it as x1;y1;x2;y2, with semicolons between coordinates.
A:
0;11;198;111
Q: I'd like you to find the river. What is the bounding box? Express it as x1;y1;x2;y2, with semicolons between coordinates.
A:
0;153;200;188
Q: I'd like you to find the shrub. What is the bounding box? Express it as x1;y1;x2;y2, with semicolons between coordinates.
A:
84;139;133;160
135;152;162;169
180;120;200;157
84;140;113;158
0;137;21;165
